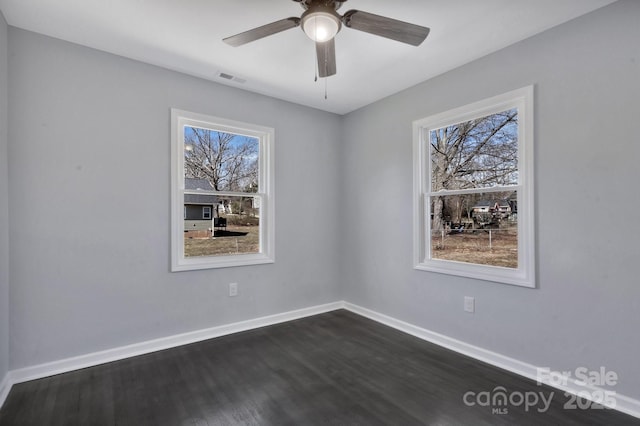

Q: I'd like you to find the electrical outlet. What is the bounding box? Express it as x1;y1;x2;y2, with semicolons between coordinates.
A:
464;296;475;313
229;282;238;297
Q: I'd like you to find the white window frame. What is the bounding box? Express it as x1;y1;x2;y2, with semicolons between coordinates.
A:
171;109;275;271
412;86;535;287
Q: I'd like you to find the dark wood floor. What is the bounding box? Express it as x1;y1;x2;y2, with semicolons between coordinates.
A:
1;310;638;425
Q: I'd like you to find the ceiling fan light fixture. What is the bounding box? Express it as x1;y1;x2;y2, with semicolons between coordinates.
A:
223;0;431;80
301;10;341;42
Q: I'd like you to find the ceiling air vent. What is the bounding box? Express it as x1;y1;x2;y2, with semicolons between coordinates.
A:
217;72;246;84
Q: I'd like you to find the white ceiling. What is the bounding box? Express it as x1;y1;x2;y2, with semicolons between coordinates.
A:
0;0;617;115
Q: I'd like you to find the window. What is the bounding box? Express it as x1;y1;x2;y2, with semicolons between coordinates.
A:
202;206;212;220
171;109;275;271
413;86;534;287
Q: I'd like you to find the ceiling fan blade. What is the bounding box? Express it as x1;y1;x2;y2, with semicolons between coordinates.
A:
223;17;301;47
342;10;430;46
316;38;337;78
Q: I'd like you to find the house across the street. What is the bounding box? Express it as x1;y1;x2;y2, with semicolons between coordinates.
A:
184;178;230;235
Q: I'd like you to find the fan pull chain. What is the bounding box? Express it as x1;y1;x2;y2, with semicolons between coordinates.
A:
313;45;318;82
325;78;328;100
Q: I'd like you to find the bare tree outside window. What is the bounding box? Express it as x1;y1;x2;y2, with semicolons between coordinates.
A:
430;108;518;232
184;128;258;193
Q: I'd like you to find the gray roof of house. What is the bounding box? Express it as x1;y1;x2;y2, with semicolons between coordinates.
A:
185;178;217;204
185;178;213;190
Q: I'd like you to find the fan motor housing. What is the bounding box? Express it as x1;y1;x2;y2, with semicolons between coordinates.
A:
295;0;347;11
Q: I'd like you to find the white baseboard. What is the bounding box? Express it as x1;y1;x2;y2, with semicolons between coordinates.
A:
2;300;638;420
343;302;640;419
0;373;10;410
7;301;344;387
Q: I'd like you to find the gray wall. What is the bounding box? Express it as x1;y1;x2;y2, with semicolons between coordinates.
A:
3;0;640;405
340;0;640;400
0;10;9;383
7;29;343;368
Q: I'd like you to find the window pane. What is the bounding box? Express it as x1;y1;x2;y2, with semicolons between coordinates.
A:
430;108;518;191
184;194;260;258
184;127;259;193
430;191;518;268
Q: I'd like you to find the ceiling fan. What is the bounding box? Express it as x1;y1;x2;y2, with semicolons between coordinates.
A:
223;0;430;78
